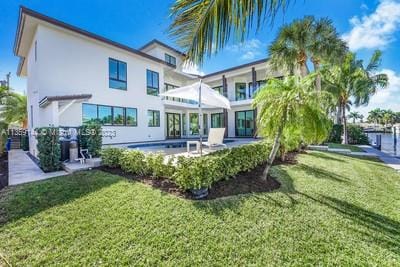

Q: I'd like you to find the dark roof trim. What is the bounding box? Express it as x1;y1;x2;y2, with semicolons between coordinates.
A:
15;6;175;68
140;39;186;57
202;58;269;78
39;94;92;107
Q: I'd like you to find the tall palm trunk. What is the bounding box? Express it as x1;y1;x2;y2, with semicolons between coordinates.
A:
336;104;342;125
342;105;348;144
262;124;284;180
312;58;321;92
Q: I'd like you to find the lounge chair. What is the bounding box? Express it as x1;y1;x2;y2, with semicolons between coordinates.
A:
202;128;227;149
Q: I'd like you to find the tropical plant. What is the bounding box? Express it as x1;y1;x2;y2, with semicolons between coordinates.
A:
268;16;347;91
168;0;291;64
367;108;384;125
1;92;27;128
348;111;362;124
322;51;388;144
253;75;331;179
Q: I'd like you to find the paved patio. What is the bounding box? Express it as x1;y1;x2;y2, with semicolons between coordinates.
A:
8;150;67;186
106;138;258;156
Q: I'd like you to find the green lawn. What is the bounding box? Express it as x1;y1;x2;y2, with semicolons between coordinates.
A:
0;152;399;266
327;143;364;152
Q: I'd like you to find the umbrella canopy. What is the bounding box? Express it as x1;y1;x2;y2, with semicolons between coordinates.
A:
160;81;231;109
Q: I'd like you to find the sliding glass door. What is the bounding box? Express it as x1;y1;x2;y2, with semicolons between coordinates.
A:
166;113;181;139
235;110;255;137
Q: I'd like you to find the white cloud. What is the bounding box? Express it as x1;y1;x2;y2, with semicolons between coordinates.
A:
226;39;263;60
342;0;400;51
353;68;400;116
182;61;205;76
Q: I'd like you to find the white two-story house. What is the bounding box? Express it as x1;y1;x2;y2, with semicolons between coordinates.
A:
14;6;282;156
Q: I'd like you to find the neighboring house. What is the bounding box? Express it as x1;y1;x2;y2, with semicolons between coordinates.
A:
14;6;282;156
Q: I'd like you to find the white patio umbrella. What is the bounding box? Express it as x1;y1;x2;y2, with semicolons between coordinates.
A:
160;80;231;155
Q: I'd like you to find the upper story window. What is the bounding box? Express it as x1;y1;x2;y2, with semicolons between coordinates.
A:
109;58;127;90
165;53;176;66
248;80;267;97
146;69;159;96
235;83;247;101
213;86;223;95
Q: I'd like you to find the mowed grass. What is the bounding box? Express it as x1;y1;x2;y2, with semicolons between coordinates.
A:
327;143;364;152
0;151;399;266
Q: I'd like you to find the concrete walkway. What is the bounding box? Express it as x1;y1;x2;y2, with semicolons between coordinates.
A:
359;145;400;171
8;150;67;186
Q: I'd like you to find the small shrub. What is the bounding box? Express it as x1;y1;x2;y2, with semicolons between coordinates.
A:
348;125;369;145
120;150;146;175
80;123;102;157
101;147;124;168
36;127;61;172
145;153;175;178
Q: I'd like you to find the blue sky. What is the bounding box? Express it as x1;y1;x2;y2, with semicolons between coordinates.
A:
1;0;399;116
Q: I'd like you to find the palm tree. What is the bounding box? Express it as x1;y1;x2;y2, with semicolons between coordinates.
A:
1;92;27;128
348;111;362;124
253;75;331;179
322;51;388;144
268;16;347;91
168;0;292;64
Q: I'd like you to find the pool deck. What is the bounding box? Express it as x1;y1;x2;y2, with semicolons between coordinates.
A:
105;138;259;156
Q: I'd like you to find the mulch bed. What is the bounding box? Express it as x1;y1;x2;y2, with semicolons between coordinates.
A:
0;153;8;190
99;152;300;200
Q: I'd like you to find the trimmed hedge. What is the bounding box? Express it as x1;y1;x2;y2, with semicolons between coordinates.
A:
100;147;124;168
79;123;102;157
101;141;272;190
36;127;61;172
173;141;271;189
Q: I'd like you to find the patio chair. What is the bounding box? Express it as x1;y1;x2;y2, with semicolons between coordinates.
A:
77;149;92;164
202;128;227;149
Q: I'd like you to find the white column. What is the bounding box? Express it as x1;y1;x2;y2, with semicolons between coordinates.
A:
51;101;59;127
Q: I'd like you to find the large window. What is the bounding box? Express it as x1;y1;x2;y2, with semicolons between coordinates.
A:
248;80;267;97
235;83;247;101
126;108;137;126
182;113;187;136
148;110;160;127
189;113;199;135
113;107;124;125
203;114;208;135
164;83;179;102
147;70;159;96
82;103;98;124
82;103;137;126
165;53;176;66
235;110;255;137
109;58;127;90
211;113;225;128
98;105;112;125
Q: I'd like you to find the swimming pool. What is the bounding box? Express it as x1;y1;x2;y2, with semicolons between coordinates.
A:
128;140;234;149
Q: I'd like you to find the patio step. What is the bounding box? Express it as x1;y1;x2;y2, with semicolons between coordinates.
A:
62;158;102;173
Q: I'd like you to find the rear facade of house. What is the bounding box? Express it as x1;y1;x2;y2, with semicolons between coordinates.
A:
14;7;283;157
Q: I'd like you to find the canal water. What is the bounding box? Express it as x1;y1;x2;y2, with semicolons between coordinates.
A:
366;132;400;157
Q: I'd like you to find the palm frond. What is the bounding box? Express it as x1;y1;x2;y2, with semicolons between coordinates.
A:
169;0;291;64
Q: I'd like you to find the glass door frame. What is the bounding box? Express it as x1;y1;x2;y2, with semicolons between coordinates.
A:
166;112;181;139
235;110;255;137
